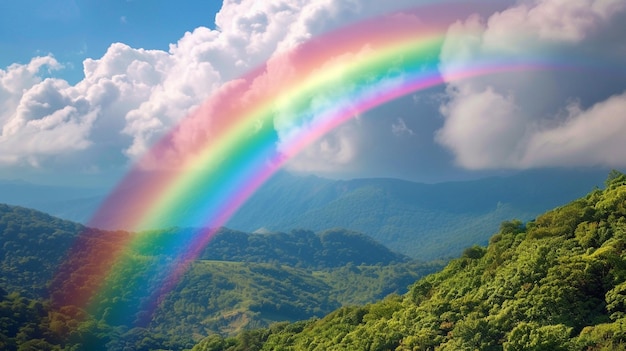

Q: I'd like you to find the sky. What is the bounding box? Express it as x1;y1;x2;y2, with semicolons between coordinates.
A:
1;0;625;188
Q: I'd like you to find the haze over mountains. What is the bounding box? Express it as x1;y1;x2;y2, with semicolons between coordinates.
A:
0;168;609;260
2;170;626;350
230;168;609;259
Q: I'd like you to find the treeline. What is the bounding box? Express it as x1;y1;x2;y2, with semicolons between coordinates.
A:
0;287;194;350
4;170;620;350
191;170;626;350
0;259;440;350
0;205;409;302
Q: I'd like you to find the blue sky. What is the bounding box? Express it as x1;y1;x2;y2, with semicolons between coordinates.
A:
0;0;625;188
0;0;221;83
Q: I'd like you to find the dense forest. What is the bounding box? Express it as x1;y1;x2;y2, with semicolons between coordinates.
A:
190;170;626;350
2;170;624;350
0;206;439;350
0;204;83;298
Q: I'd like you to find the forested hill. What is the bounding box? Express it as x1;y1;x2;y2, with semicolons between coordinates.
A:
0;204;83;298
202;227;407;268
193;171;626;350
0;204;405;300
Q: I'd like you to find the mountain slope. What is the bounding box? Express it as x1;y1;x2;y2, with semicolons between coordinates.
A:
0;204;84;297
150;259;438;338
197;171;626;350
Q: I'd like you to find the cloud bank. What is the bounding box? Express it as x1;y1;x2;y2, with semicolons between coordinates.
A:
1;0;624;183
437;0;626;170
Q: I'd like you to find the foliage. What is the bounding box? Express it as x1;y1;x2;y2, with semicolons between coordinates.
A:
212;171;626;350
149;259;441;340
0;205;83;299
2;170;622;350
0;289;117;351
0;204;439;349
201;227;407;269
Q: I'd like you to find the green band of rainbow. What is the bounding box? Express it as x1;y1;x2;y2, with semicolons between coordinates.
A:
50;2;581;326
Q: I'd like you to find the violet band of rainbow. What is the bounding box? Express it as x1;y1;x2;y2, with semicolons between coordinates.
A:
49;1;586;326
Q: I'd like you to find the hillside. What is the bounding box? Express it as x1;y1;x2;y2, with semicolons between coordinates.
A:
0;204;84;298
0;204;441;349
192;170;626;350
0;203;406;299
202;228;406;268
151;259;437;339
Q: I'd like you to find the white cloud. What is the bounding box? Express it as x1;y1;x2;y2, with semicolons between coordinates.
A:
436;86;530;169
0;58;98;165
392;118;415;137
3;0;426;175
522;92;626;167
482;0;626;48
437;0;626;170
285;121;363;173
2;0;624;181
0;56;61;125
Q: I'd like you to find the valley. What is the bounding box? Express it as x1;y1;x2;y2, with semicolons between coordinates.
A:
1;170;623;350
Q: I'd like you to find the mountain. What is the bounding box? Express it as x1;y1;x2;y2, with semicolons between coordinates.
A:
228;168;609;259
0;203;84;298
198;170;626;350
0;169;609;260
2;171;623;350
201;227;406;268
0;180;104;223
151;259;438;339
0;204;409;298
0;204;441;349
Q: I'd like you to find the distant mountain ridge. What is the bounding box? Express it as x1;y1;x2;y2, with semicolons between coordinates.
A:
228;168;609;259
0;204;412;301
0;171;621;350
0;180;104;223
0;168;610;260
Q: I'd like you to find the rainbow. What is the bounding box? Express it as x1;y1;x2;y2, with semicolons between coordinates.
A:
50;3;570;326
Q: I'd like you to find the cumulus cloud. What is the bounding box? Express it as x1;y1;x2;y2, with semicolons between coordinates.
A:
0;56;61;125
0;57;96;166
2;0;624;182
523;93;626;167
0;0;431;176
437;0;626;170
285;121;363;173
